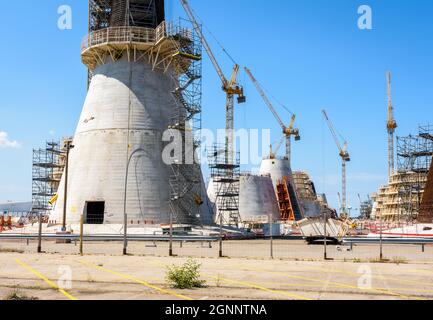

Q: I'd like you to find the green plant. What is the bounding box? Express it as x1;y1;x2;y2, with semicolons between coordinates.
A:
4;289;38;301
368;258;390;263
166;259;206;289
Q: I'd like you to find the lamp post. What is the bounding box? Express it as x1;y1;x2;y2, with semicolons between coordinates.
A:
324;210;328;260
169;203;174;257
380;210;383;261
37;212;43;253
123;148;146;255
269;214;274;259
219;213;223;258
62;141;74;232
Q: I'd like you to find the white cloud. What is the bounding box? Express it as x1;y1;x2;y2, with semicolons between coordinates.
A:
0;131;21;149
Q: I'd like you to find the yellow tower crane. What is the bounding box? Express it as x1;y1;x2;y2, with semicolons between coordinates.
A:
180;0;246;165
387;71;397;178
322;109;350;218
244;67;300;164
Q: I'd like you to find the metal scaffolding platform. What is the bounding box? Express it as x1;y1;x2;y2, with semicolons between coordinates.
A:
419;157;433;223
89;0;165;31
387;124;433;221
208;144;241;226
167;18;204;226
32;141;64;217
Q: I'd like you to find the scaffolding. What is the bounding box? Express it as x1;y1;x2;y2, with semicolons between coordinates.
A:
89;0;164;31
359;199;373;219
396;125;433;220
276;177;303;221
167;18;204;226
419;155;433;223
292;171;317;202
372;124;433;221
89;0;111;32
87;0;165;84
397;134;432;174
208;144;241;226
31;142;64;217
86;1;205;226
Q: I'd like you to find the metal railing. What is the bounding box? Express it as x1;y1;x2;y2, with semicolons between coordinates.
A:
0;233;218;242
81;21;194;53
81;26;156;52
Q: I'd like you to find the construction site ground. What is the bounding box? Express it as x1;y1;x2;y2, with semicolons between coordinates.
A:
1;240;433;300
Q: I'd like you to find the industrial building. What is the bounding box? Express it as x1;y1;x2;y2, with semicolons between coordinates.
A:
0;202;32;217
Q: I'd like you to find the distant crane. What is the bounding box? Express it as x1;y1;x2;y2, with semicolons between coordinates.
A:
244;67;300;164
387;71;398;178
180;0;246;165
322;110;350;218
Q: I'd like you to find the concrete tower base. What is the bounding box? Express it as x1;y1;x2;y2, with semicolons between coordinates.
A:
51;57;213;226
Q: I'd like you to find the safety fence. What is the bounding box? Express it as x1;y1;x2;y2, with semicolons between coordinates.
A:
1;233;433;263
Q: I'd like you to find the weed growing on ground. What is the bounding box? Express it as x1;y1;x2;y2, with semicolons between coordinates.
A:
4;288;38;300
0;248;24;254
166;258;206;289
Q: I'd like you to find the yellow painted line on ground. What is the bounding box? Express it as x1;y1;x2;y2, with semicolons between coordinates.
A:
255;279;433;294
78;260;192;300
252;280;344;289
305;265;433;288
150;260;312;300
253;279;433;294
409;269;433;276
15;259;77;301
240;266;423;300
205;274;314;300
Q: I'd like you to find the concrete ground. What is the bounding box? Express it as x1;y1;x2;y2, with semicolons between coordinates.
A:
1;240;433;300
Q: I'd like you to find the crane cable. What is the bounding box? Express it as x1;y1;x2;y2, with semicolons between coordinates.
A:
189;2;295;122
252;75;295;117
190;6;238;66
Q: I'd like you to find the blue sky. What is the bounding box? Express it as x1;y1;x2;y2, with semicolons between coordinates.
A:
0;0;432;214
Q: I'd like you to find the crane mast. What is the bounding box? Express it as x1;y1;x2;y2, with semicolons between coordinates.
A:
244;67;300;163
322;110;350;217
180;0;245;165
387;71;397;178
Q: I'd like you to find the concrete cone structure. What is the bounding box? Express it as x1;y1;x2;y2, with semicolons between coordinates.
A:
207;174;280;224
51;0;213;227
259;158;293;188
238;174;280;222
260;158;322;218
